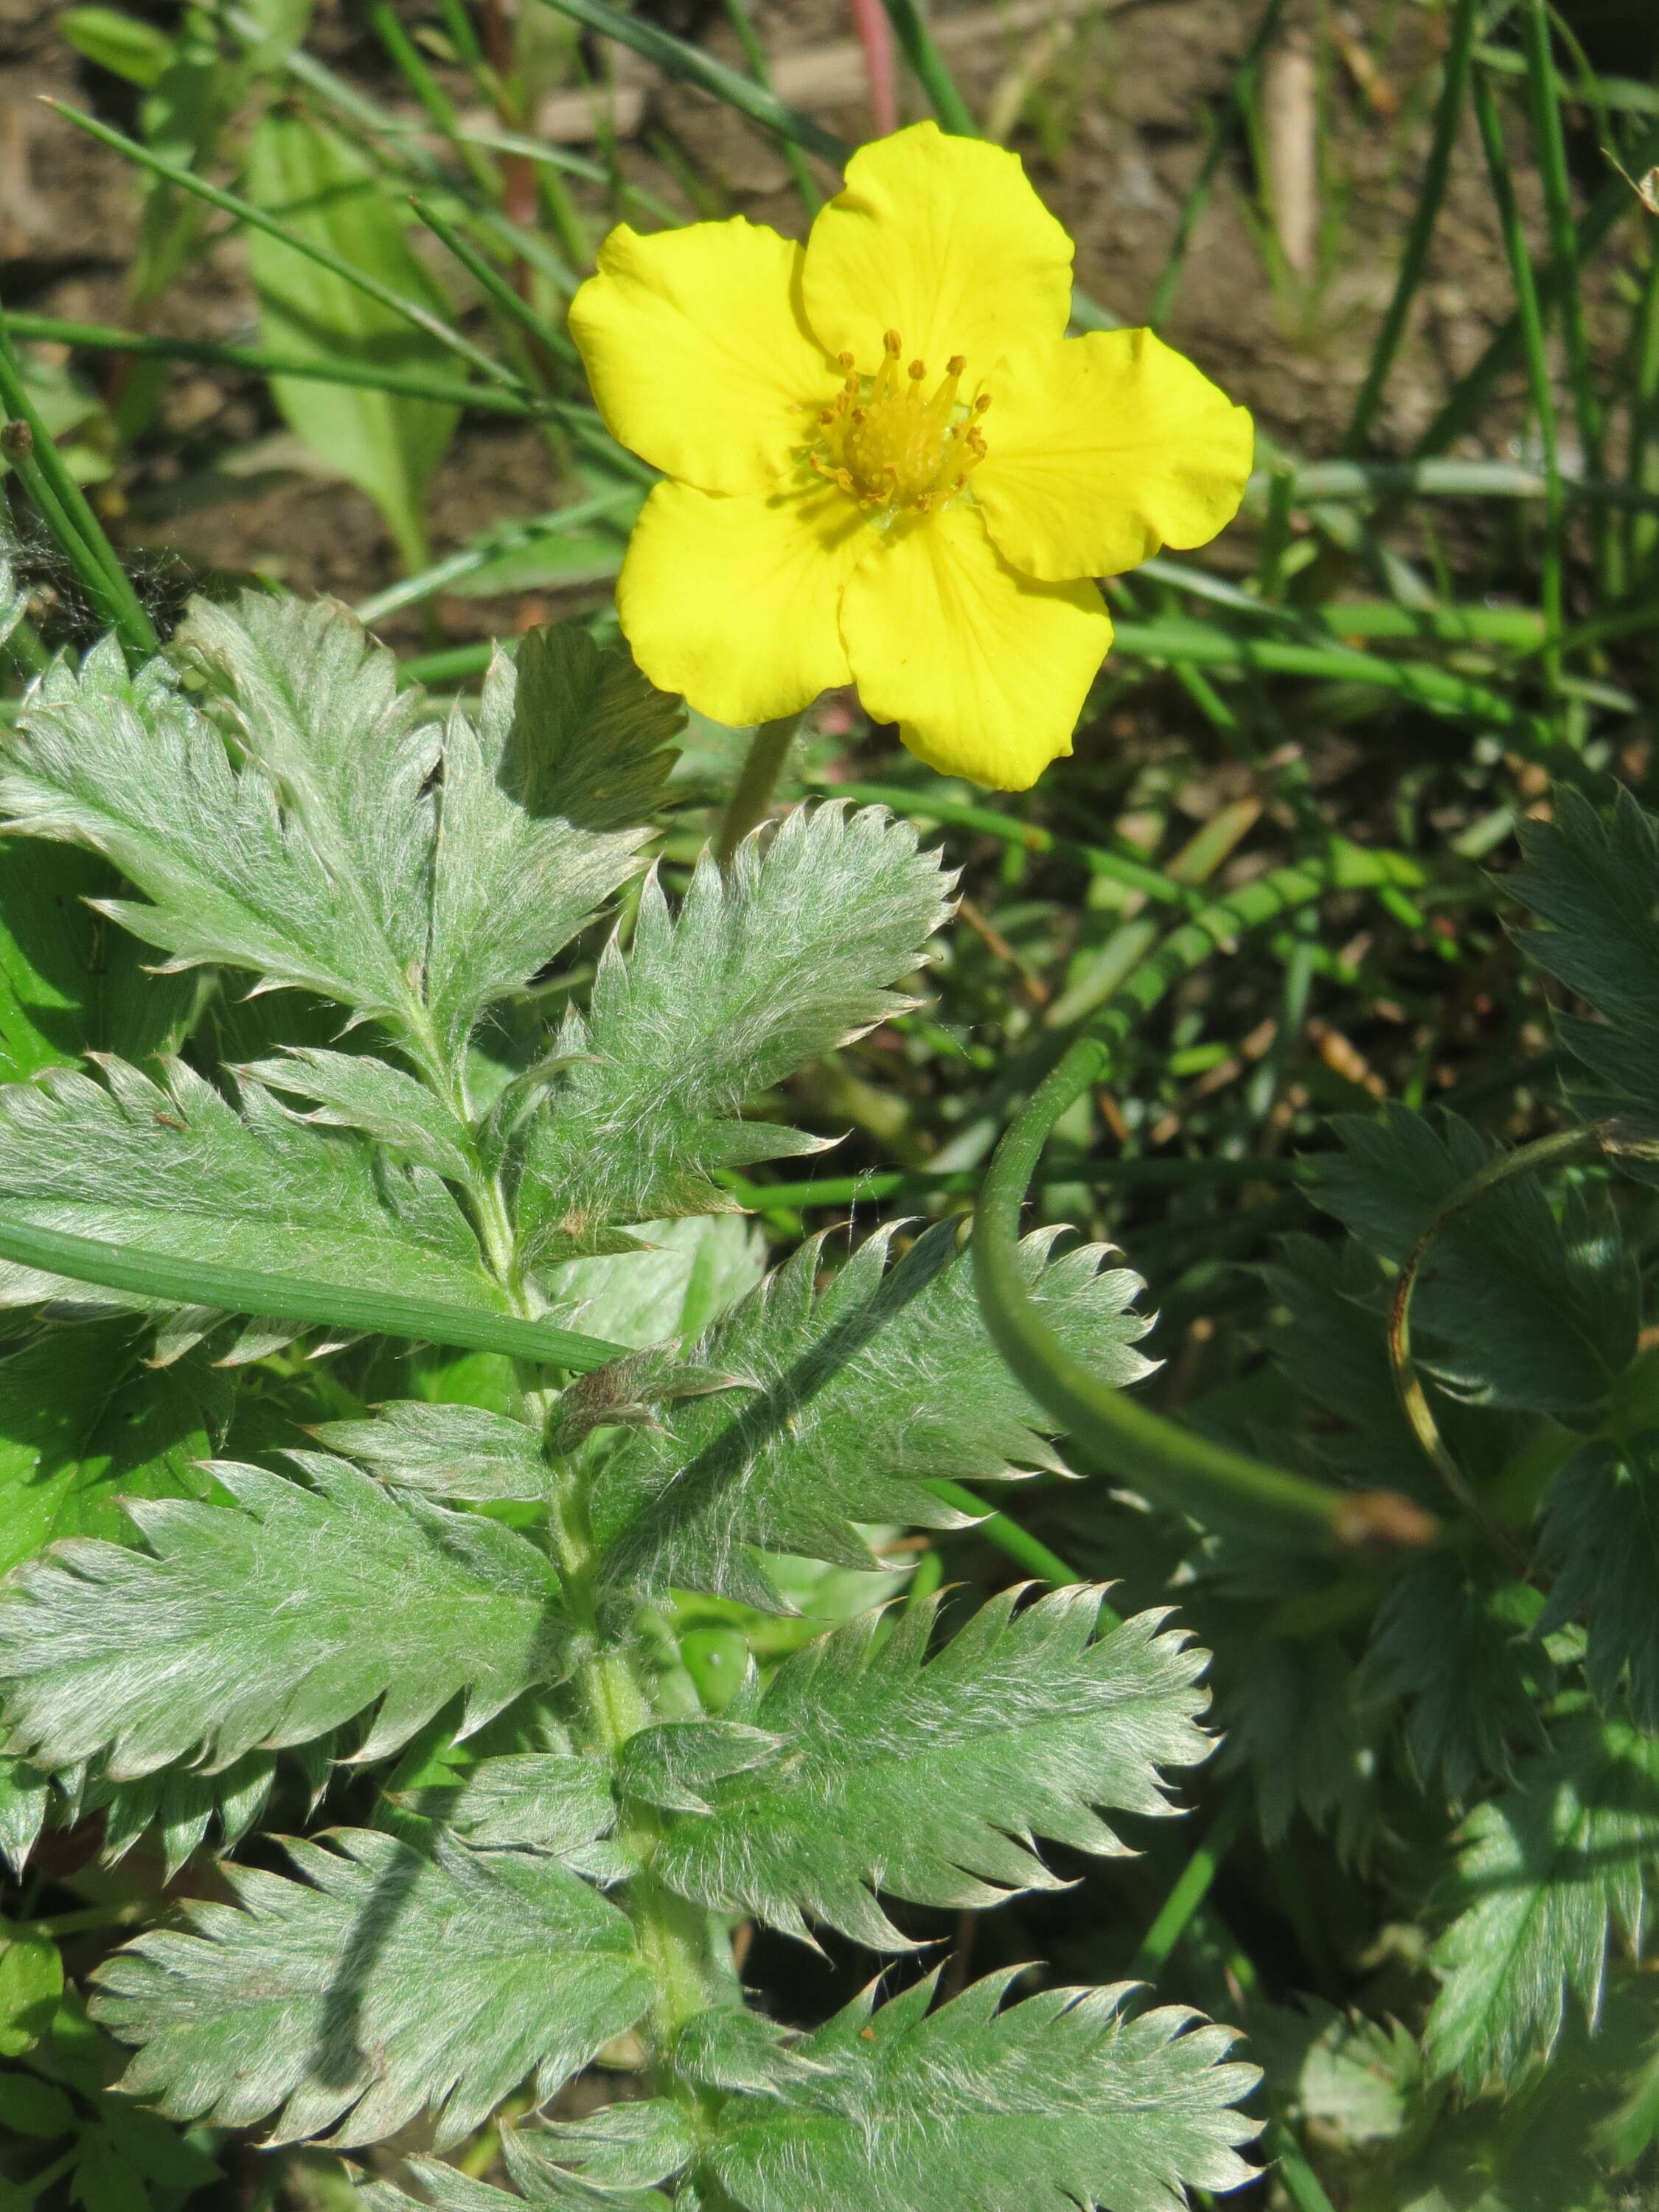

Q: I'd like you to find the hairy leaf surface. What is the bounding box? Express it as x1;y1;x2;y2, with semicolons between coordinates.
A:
0;1321;229;1576
703;1969;1260;2212
1425;1714;1659;2088
423;629;679;1057
315;1402;551;1503
513;805;953;1260
649;1590;1210;1947
0;1057;503;1314
3;625;433;1028
92;1828;651;2145
0;1454;567;1775
593;1222;1152;1606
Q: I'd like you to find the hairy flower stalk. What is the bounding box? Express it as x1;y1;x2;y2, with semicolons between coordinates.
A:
571;122;1253;788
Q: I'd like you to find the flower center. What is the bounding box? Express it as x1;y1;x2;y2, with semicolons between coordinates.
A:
808;330;990;518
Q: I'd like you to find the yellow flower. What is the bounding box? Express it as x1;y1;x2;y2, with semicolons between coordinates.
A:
570;122;1253;790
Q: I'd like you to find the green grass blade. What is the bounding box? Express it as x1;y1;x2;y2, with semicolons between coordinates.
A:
879;0;975;134
1343;0;1479;452
0;1216;627;1372
43;99;529;400
1521;0;1608;590
1413;111;1659;459
409;196;579;366
723;0;821;214
1472;67;1565;684
1;310;532;416
1148;0;1286;331
527;0;850;165
0;305;158;661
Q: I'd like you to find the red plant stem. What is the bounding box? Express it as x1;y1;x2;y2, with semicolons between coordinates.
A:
849;0;899;133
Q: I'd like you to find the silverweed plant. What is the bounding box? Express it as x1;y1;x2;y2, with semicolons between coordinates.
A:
0;568;1260;2210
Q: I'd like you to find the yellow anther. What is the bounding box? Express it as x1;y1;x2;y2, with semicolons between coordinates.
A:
809;338;993;515
838;350;856;370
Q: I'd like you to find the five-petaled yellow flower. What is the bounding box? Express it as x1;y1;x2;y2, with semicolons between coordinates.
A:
571;122;1253;790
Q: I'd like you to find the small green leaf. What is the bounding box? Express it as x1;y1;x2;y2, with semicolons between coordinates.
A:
0;1453;569;1775
92;1829;651;2146
1509;785;1659;1130
1540;1436;1659;1733
0;1754;46;1878
509;2101;695;2191
87;1750;277;1879
1425;1713;1659;2089
243;111;459;569
0;2070;74;2138
650;1590;1210;1950
243;1048;476;1184
315;1402;551;1503
58;7;175;86
1364;1559;1550;1801
0;1927;61;2059
614;1718;781;1815
703;1969;1260;2212
402;1753;616;1854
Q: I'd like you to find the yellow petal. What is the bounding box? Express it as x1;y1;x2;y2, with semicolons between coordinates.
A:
976;328;1253;582
569;218;840;494
841;504;1111;790
801;122;1072;379
617;479;867;726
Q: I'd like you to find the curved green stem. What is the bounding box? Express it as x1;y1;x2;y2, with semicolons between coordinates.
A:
1387;1120;1604;1573
972;845;1441;1556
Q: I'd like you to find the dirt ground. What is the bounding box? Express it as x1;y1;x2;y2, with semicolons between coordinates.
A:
0;0;1641;637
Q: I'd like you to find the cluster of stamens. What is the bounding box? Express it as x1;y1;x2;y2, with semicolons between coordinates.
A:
807;330;990;516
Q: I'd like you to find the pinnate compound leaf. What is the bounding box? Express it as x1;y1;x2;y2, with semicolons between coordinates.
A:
593;1222;1152;1607
512;804;953;1262
649;1590;1210;1950
314;1402;551;1503
0;1454;568;1777
422;630;680;1058
0;1057;504;1317
1309;1105;1636;1417
1539;1437;1659;1733
1425;1714;1659;2089
91;1828;651;2146
4;624;433;1029
703;1968;1260;2212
